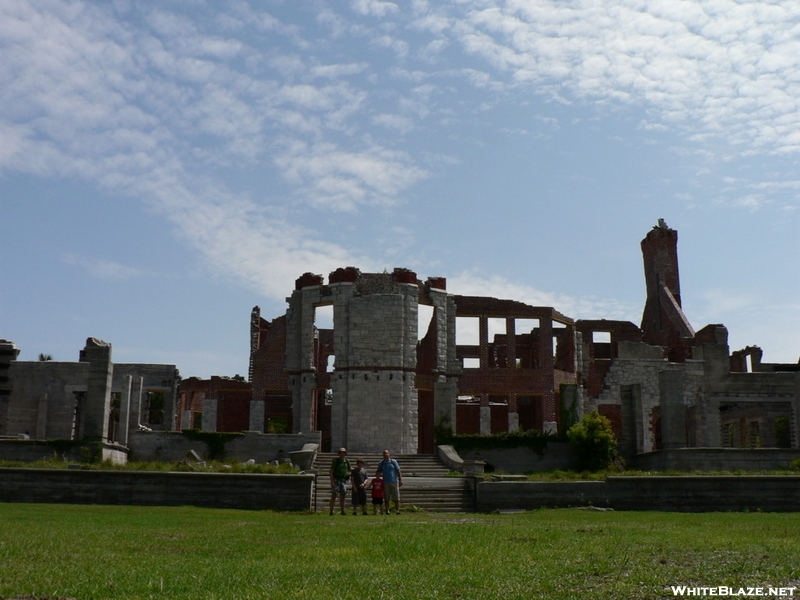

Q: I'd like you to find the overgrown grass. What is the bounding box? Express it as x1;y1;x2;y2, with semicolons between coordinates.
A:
0;458;298;474
0;504;797;600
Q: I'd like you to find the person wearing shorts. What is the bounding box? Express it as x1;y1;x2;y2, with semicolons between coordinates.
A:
377;449;402;514
350;459;368;515
329;447;350;516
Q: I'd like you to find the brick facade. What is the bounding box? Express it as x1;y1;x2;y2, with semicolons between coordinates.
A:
242;221;798;460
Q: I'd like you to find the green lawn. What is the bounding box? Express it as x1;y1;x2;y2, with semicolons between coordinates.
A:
0;503;797;600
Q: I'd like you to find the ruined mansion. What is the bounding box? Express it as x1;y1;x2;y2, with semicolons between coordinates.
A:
2;221;798;466
177;221;799;460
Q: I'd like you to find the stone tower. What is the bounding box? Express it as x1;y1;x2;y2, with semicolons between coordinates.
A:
285;268;423;453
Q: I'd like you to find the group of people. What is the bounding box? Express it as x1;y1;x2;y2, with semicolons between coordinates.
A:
329;448;403;515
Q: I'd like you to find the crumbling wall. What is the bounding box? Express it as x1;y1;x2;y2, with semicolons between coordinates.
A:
588;355;704;455
6;361;89;439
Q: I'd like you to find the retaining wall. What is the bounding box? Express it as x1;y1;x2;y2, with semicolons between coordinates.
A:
0;468;315;511
460;443;576;473
631;448;800;471
475;475;800;512
127;430;321;463
476;481;607;511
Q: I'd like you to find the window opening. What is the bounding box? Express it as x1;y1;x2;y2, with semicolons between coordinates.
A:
418;303;434;340
456;317;479;346
147;391;165;426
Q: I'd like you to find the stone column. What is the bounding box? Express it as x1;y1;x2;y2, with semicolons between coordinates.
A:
131;376;143;429
430;287;457;431
285;277;324;435
249;399;265;432
202;397;218;432
119;375;132;445
330;279;355;448
480;395;491;435
81;338;113;440
36;393;48;439
0;340;19;436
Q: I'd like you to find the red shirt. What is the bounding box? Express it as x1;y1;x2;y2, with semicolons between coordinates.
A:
370;478;384;499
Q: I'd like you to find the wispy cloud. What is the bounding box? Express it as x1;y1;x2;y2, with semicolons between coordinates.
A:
439;0;800;156
61;254;148;281
1;0;798;310
449;270;638;322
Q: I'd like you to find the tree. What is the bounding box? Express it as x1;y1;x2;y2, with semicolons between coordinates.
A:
38;353;53;361
566;410;619;471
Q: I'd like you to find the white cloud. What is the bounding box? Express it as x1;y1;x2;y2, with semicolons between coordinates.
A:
448;270;637;322
351;0;400;18
61;254;147;281
372;113;415;133
273;141;428;211
2;0;797;313
449;0;800;156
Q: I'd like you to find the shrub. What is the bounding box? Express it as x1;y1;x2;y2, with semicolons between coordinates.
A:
566;411;619;471
448;429;558;455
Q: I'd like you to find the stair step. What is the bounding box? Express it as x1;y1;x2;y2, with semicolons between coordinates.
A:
311;453;474;512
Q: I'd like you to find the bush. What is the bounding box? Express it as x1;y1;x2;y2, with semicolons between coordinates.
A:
448;429;558;455
566;411;619;471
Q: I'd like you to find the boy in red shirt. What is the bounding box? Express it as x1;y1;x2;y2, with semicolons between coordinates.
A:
366;472;384;514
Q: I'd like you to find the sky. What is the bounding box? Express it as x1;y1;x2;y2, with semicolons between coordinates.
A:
1;0;798;378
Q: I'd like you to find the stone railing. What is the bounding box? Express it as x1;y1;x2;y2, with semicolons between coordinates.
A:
437;444;485;476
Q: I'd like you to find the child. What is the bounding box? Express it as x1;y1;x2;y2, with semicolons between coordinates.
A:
350;459;368;515
366;471;384;515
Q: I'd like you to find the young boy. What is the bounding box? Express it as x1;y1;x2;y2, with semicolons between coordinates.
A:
366;471;384;514
350;459;368;515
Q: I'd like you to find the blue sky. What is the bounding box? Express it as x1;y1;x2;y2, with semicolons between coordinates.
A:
1;0;798;378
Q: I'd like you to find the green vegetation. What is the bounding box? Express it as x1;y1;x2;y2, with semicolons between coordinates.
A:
0;458;298;474
0;504;798;599
567;410;620;471
445;428;560;455
180;429;244;460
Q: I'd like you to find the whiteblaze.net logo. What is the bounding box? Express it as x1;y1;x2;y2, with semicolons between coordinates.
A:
670;587;797;597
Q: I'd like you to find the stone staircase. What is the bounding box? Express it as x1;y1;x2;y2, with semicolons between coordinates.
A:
311;453;475;513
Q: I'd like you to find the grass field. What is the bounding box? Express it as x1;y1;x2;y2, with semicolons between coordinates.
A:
0;503;798;600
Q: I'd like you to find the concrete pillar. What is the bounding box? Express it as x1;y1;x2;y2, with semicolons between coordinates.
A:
659;370;686;448
430;288;457;431
508;410;519;432
480;401;491;435
81;338;113;440
119;375;132;445
285;280;324;435
0;340;20;436
130;376;143;429
249;399;265;433
202;397;218;432
36;393;48;439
